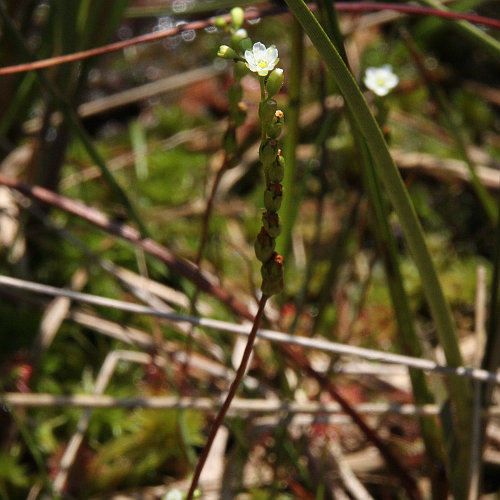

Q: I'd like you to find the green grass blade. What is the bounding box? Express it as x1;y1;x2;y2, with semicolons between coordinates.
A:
282;0;471;495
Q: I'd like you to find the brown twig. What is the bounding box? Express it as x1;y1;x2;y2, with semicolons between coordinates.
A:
195;151;234;267
0;3;498;76
185;294;268;500
0;174;254;322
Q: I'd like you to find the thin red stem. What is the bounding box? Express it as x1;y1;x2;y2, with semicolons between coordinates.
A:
0;3;498;75
185;295;268;500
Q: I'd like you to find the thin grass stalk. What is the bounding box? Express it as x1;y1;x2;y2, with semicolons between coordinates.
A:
359;142;447;498
0;3;150;237
288;106;339;334
276;17;303;263
483;214;500;378
5;272;500;384
282;0;471;496
0;70;36;137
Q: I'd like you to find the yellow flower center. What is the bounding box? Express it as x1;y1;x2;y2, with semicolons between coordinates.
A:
258;60;268;68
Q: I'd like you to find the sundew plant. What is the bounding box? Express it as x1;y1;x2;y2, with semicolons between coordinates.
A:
0;1;499;499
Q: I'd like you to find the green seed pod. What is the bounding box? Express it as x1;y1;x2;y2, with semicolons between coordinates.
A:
264;183;282;213
268;156;284;183
255;227;275;263
230;7;245;30
267;110;284;139
261;252;284;296
262;212;281;238
266;121;282;139
217;45;238;60
259;139;277;167
215;16;227;30
266;68;284;98
258;99;277;124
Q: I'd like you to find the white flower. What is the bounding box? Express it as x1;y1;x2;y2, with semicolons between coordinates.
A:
363;65;399;96
244;42;279;77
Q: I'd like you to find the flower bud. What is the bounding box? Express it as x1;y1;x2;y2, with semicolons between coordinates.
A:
259;139;277;167
217;45;238;60
264;183;282;213
267;155;285;183
238;37;253;52
262;212;281;238
266;68;284;98
231;29;248;47
255;227;275;263
230;7;245;30
215;16;227;30
258;99;277;124
261;252;284;296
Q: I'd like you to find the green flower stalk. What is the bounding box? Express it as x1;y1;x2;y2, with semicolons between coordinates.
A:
221;37;286;295
252;61;285;295
216;31;286;296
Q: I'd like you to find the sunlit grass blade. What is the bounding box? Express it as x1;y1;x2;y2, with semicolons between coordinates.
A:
282;0;471;496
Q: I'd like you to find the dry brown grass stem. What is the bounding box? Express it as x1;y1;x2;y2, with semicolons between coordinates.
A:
7;392;500;417
2;274;500;384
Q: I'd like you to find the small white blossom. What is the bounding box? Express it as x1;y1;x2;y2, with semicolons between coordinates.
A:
244;42;279;77
235;28;248;39
363;65;399;96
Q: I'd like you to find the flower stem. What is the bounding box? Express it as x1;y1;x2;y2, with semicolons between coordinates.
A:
185;295;268;500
